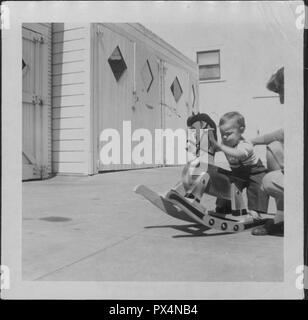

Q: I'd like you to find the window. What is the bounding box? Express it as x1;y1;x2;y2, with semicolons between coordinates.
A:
108;46;127;81
197;50;220;81
141;60;154;92
170;76;183;103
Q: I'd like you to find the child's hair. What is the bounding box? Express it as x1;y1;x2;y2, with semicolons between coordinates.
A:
219;111;245;129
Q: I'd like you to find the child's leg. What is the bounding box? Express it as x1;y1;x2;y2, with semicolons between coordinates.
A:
205;169;232;199
247;173;269;213
215;178;246;213
215;198;231;213
204;168;233;212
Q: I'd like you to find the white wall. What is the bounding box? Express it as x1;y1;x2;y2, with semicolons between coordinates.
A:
144;1;303;165
52;23;91;175
144;1;302;137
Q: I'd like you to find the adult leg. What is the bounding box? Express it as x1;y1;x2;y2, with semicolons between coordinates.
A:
252;170;284;235
262;170;284;223
262;170;284;209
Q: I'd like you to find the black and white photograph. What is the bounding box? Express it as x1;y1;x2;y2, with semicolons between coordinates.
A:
1;1;306;300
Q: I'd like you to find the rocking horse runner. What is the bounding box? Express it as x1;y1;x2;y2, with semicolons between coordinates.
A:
134;112;274;233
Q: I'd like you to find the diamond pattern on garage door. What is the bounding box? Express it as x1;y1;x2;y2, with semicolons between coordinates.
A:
141;59;154;92
22;58;29;76
170;76;183;103
108;46;127;81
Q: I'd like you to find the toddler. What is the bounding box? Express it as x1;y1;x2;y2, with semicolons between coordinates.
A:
209;111;269;216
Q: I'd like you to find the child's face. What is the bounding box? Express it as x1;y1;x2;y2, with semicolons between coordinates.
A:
219;119;243;147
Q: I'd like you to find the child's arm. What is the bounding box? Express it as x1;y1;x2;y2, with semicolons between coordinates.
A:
208;132;251;160
216;144;248;160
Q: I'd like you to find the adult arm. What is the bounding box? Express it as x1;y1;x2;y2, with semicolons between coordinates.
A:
250;128;284;145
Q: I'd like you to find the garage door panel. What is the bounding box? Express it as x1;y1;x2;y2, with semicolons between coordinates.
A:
22;26;46;180
164;62;190;131
95;25;134;171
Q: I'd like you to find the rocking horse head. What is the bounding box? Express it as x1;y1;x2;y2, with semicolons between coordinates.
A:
186;112;217;157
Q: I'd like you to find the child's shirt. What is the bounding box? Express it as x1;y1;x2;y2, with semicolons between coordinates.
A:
224;139;258;169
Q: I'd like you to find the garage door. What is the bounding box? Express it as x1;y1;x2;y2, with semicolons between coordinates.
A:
22;27;48;180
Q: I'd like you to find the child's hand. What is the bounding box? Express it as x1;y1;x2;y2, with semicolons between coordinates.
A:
247;138;256;146
208;130;221;150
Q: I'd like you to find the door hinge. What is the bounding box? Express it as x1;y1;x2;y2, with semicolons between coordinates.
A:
96;25;104;36
40;165;49;179
32;165;49;179
33;34;45;44
32;95;44;106
33;164;41;177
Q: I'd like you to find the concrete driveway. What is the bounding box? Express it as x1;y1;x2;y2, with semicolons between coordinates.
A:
22;166;283;281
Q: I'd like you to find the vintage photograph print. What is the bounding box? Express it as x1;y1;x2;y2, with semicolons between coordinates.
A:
1;1;305;299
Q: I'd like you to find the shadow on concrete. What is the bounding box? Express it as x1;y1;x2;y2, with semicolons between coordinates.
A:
145;223;233;238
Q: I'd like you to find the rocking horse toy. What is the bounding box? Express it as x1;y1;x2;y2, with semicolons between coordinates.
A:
134;112;276;233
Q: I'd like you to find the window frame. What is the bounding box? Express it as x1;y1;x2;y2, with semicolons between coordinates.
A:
197;49;221;81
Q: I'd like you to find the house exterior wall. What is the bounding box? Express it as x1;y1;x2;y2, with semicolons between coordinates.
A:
47;23;198;175
51;23;91;175
145;3;301;166
193;10;301;165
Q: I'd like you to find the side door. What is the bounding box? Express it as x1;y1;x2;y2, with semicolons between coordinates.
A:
22;27;46;180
